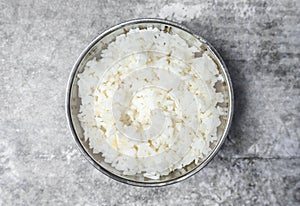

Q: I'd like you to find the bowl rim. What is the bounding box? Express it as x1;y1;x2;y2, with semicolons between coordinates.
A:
65;18;234;187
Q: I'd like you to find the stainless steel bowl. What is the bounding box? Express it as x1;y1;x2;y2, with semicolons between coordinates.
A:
66;18;234;187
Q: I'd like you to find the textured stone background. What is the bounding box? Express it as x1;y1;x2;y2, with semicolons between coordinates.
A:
1;0;299;205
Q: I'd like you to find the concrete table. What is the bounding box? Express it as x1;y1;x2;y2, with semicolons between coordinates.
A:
0;0;299;205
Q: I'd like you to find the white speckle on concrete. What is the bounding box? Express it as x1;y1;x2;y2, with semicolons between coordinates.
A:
158;3;203;22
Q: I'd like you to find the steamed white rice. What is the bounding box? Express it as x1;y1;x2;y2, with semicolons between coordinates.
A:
77;27;225;179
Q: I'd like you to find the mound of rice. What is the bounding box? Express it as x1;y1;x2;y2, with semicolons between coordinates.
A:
77;27;225;179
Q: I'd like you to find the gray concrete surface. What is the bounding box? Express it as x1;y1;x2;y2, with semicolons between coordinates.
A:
1;0;299;205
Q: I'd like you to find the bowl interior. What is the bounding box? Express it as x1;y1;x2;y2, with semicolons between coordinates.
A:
67;19;233;186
